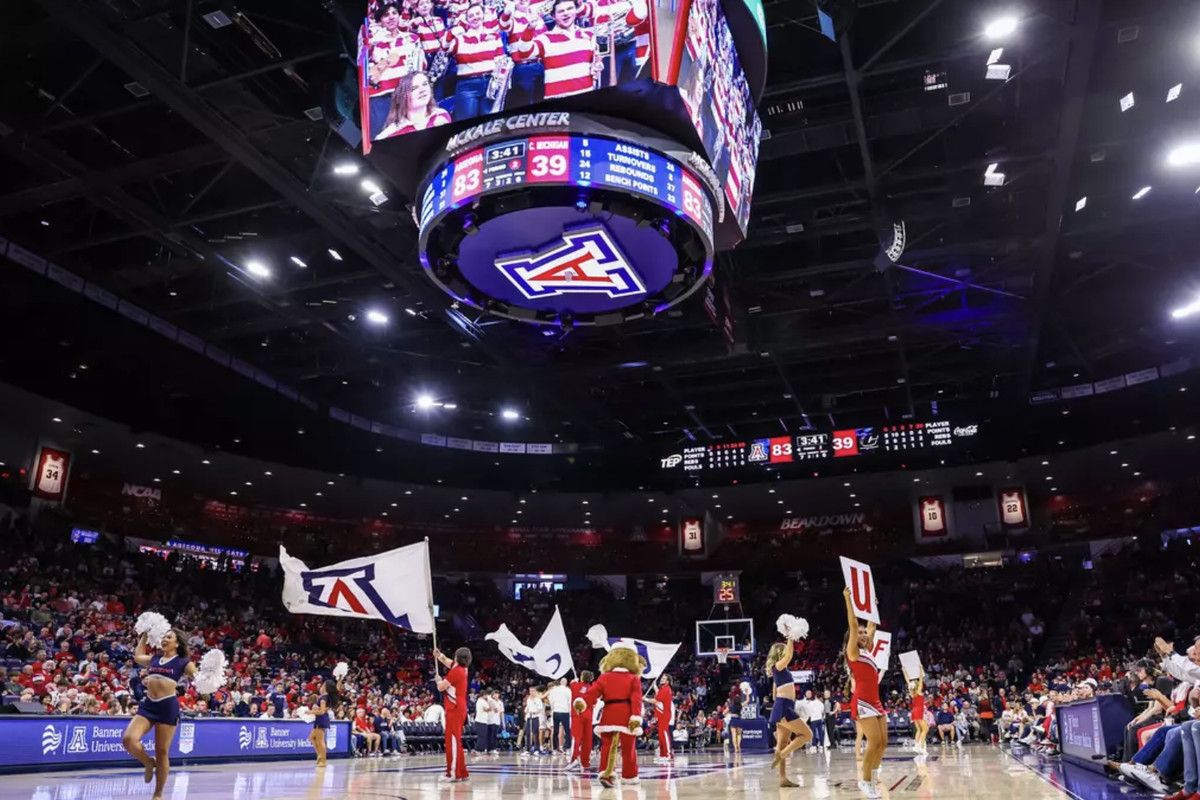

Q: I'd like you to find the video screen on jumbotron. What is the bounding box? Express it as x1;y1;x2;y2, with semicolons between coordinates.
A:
358;0;689;146
676;0;761;235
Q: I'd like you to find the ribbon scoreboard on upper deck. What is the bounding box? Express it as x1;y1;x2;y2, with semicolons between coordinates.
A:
659;420;982;472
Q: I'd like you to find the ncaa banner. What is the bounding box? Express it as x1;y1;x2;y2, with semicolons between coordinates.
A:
280;541;435;633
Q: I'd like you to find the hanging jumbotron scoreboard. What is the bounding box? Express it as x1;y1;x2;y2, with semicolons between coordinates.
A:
360;0;767;327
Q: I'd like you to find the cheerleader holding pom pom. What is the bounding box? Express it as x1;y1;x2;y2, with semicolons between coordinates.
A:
124;614;198;800
310;662;349;767
768;614;813;787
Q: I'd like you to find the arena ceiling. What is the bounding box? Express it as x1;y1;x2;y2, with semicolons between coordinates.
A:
2;0;1199;491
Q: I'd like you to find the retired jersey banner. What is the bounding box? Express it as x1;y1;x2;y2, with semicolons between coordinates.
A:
680;517;704;553
916;495;948;539
30;445;72;503
997;486;1030;529
280;542;435;633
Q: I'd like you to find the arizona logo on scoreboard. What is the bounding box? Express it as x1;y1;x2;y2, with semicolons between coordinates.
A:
916;495;948;538
494;223;646;300
997;486;1030;529
30;444;72;504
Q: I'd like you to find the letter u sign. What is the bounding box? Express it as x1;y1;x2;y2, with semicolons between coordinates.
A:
839;556;881;624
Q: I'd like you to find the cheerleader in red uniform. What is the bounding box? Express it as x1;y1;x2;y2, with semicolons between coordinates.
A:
909;670;929;756
844;586;886;799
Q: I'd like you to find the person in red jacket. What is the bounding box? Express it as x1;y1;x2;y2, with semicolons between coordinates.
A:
651;674;674;764
578;646;644;787
433;646;472;782
566;670;596;771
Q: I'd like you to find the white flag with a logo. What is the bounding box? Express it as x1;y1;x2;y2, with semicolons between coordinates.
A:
485;606;575;679
279;543;434;633
587;624;681;680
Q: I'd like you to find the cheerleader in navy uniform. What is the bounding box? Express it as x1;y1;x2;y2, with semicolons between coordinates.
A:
310;664;347;766
122;628;196;800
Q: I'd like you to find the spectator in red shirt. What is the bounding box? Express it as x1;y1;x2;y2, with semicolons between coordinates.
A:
254;630;272;650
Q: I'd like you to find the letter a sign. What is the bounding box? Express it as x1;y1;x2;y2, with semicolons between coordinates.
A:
839;556;880;624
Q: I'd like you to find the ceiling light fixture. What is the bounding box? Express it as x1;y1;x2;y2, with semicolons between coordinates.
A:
333;163;360;176
290;256;308;268
1131;186;1152;200
245;261;271;279
1167;143;1200;168
327;248;343;261
983;14;1019;39
501;407;520;421
416;393;437;410
365;309;390;325
1120;92;1135;112
1171;297;1200;319
1167;84;1182;103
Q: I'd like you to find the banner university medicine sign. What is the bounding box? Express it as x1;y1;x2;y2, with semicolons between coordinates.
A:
0;716;350;772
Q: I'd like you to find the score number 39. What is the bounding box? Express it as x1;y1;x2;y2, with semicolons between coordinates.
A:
530;153;568;178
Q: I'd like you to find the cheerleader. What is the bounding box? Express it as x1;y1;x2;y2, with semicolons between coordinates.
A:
122;628;197;800
844;586;887;799
909;670;929;756
309;674;345;767
766;637;812;787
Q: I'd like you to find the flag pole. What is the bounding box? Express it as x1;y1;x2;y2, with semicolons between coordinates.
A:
424;536;440;677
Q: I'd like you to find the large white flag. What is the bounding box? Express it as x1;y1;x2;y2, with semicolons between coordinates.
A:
485;606;574;679
279;542;434;634
586;624;680;680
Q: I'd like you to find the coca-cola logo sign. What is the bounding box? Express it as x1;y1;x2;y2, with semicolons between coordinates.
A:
121;483;161;503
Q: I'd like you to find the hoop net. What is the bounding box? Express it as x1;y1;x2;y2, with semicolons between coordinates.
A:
716;647;730;665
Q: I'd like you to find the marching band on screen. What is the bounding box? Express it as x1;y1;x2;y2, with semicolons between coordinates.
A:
361;0;653;142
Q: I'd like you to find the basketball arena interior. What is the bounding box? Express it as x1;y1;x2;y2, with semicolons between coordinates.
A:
1;0;1199;798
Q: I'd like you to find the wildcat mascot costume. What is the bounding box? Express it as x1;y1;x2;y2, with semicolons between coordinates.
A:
576;644;646;787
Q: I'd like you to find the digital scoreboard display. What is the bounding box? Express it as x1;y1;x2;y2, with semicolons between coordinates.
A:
420;134;714;245
660;420;980;472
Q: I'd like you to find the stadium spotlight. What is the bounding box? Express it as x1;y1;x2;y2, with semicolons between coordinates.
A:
501;407;521;421
1167;143;1200;168
245;260;271;279
1171;296;1200;320
365;309;390;326
333;162;360;176
415;393;437;410
984;14;1019;39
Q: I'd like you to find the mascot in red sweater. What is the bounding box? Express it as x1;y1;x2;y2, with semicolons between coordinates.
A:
577;644;645;787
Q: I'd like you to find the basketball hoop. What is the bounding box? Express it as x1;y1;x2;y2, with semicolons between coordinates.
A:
716;647;730;665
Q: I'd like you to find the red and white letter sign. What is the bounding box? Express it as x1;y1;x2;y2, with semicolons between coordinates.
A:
871;630;893;674
839;556;880;624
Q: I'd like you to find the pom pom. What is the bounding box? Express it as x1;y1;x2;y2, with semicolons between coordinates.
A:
333;661;349;679
586;624;610;650
193;649;227;695
135;611;172;648
739;681;752;697
776;614;810;641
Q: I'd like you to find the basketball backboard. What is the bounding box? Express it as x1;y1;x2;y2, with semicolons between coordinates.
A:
695;618;755;657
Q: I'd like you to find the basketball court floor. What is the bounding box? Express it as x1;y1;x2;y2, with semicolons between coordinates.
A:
5;745;1153;800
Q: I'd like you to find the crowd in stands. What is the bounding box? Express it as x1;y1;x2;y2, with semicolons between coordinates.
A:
7;502;1200;782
